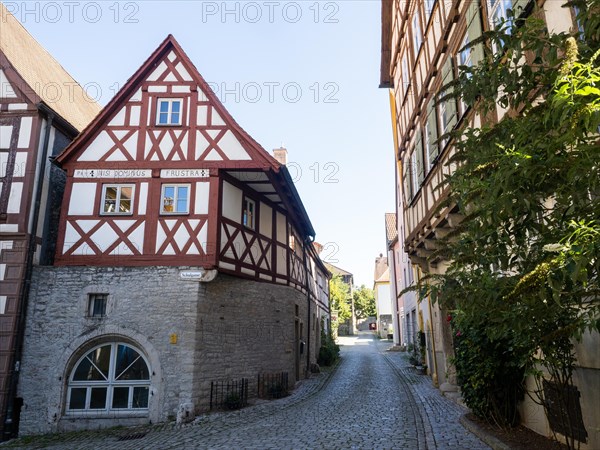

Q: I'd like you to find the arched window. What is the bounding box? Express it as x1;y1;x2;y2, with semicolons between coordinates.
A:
66;342;150;413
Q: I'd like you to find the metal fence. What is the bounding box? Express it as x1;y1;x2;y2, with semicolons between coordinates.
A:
209;378;249;410
257;372;289;399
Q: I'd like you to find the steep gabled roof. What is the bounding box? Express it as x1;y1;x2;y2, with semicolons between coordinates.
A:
375;266;390;284
52;34;317;239
55;34;277;169
0;2;101;130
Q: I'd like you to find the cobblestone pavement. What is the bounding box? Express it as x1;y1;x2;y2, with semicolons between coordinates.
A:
4;332;490;449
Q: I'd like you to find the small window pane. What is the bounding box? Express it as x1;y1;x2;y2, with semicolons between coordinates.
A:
105;187;117;200
115;345;150;380
112;387;129;409
90;387;107;409
119;199;131;213
89;294;107;317
73;358;106;381
159;112;169;124
115;345;138;378
133;387;149;408
69;388;87;410
120;187;132;200
104;187;117;213
160;101;169;113
171;101;180;113
171;113;180;124
90;346;111;375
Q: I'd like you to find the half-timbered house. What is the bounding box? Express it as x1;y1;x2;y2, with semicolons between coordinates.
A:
16;34;329;434
380;0;598;447
0;4;101;439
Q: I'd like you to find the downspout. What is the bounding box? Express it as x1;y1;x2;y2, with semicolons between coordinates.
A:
3;110;54;439
302;236;314;377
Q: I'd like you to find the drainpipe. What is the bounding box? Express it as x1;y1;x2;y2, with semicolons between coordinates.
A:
3;109;54;439
302;236;314;377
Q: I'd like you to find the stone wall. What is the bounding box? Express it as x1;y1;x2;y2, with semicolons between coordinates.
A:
17;267;320;435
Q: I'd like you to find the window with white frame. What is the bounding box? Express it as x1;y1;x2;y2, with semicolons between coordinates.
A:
412;10;423;60
243;198;256;229
425;101;439;170
458;33;473;115
437;57;458;149
488;0;513;31
156;98;182;126
101;185;134;215
66;342;150;413
458;34;473;73
88;294;108;318
161;184;190;214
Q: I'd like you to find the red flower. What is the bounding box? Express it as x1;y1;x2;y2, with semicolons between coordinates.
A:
456;330;462;337
447;314;452;323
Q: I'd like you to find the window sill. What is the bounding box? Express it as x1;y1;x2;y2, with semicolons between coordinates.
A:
160;212;190;216
63;411;149;419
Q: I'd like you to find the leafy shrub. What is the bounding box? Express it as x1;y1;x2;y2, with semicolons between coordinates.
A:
318;330;340;366
224;393;242;410
452;313;525;427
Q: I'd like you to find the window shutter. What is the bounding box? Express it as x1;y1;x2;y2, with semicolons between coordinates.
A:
403;158;412;202
426;101;439;165
415;131;425;186
410;152;418;198
466;1;484;65
442;57;458;132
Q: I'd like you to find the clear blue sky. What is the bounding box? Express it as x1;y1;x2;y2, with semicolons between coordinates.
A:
12;0;395;286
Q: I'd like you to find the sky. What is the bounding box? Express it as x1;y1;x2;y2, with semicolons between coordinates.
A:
8;0;396;286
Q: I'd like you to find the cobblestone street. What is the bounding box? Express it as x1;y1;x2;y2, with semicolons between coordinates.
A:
4;333;489;449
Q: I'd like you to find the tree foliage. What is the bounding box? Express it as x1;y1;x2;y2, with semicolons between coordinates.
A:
329;275;352;332
353;285;376;319
414;1;600;440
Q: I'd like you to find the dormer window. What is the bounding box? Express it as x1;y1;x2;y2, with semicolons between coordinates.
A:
157;98;182;126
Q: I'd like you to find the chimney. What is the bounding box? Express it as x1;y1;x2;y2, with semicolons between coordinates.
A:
273;147;288;165
313;242;324;255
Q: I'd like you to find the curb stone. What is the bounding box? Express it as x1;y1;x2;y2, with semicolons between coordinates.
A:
460;414;513;450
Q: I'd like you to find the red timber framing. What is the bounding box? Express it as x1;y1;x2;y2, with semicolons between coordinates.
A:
0;57;42;436
53;33;330;297
1;47;88;437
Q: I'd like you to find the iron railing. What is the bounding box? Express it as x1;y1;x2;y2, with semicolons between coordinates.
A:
209;378;249;410
257;372;289;399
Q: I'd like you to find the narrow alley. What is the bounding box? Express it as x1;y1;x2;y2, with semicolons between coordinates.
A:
4;333;489;449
